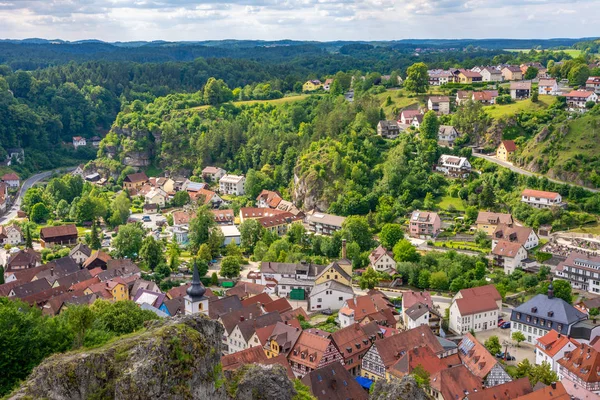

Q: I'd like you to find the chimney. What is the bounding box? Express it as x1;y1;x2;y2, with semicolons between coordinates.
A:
558;333;561;338
50;267;54;277
548;282;554;299
551;382;556;389
240;316;245;322
341;239;347;259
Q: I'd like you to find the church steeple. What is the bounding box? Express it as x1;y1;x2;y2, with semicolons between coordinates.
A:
186;261;206;299
185;261;209;316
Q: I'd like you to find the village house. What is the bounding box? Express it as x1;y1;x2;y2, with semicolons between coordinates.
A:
330;322;382;376
40;225;78;248
308;280;354;312
480;66;503;82
288;330;344;377
302;80;322;92
492;223;539;251
123;172;149;191
302;361;368;400
555;251;600;294
314;259;352;286
69;243;92;265
360;325;444;382
201;166;226;182
476;212;514;235
4;248;41;276
82;250;111;270
510;284;587;345
467;378;534;400
502;66;523;81
538;78;559;96
428;70;454;86
72;136;87;149
586;76;600;94
368;245;396;275
564;90;598;111
258;212;303;237
404;303;442;335
220;225;241;246
449;285;501;334
430;365;484;400
219;174;246;196
409;210;441;238
535;330;579;373
492;240;528;274
402;290;432;319
144;187;167;207
306;210;345;236
496;140;516;162
227;312;282;354
558;343;600;399
86;277;129;302
458;333;513;387
259;261;324;285
1;173;20;188
411;114;423;129
377;120;401;138
256;190;283;209
340;292;398;328
399;109;422;125
91;136;102;147
149;177;175;193
428;96;450;115
457;69;482;84
437;125;459;147
521;189;563;208
510;81;532;100
322;78;333;91
191;188;223;208
435;155;471;178
263;321;302;359
455;90;472;105
472;90;498;105
0;224;22;246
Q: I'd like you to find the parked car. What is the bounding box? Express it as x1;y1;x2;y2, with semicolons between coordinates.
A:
321;308;333;315
142;215;151;222
496;352;516;361
500;322;511;329
498;319;505;327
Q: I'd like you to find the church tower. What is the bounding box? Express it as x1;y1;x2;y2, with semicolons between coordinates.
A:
184;261;209;316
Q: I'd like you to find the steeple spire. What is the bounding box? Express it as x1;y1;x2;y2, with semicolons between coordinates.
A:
186;260;206;299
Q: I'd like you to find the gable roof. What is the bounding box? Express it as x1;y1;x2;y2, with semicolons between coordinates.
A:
388;345;456;379
493;223;535;246
40;224;78;240
221;346;268;371
536;329;579;357
468;378;532;400
256;190;283;208
405;302;431;321
82;250;112;269
458;333;500;379
235;311;282;342
368;245;394;265
220;304;264;334
263;297;293;314
430;365;482;400
35;257;81;283
163;297;185;316
289;331;333;369
455;295;499;316
124;172;148;183
70;243;92;258
514;381;569;400
500;140;517;152
564;90;595;98
476;212;513;226
301;361;368;400
458;284;501;302
241;292;273;307
370;325;444;369
521;189;560;200
558;342;600;384
316;261;351;282
265;321;302;354
492;240;525;258
209;295;243;319
510;81;532;90
310;280;354;297
402;290;433;309
10;279;52;298
226;281;266;299
330;321;380;359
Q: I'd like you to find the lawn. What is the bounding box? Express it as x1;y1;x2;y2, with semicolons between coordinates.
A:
484;95;554;119
436;195;466;211
570;223;600;235
145;164;163;177
191;94;310;111
433;241;487;252
504;48;583;57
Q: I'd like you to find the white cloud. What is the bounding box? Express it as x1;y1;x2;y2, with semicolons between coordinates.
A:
0;0;598;41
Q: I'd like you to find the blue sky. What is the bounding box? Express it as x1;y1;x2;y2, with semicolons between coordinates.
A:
0;0;597;41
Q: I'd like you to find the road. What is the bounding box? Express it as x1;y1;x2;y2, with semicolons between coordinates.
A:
473;153;599;193
0;167;76;225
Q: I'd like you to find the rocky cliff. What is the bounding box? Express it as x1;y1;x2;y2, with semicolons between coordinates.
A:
369;376;429;400
9;315;296;400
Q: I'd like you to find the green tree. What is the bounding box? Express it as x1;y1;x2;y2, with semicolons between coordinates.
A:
411;364;430;389
359;266;379;290
537;280;572;303
211;272;219;286
292;379;317;400
188;206;216;253
207;228;224;258
90;300;158;335
484;336;502;355
379;223;404;250
590;308;600;317
330;79;343;96
167;237;181;270
197;243;212;263
524;67;539;80
63;305;95;349
113;223;144;259
529;362;559;386
220;256;241;278
531;90;539;103
90;219;101;250
203;77;233;106
341;216;373;252
30;202;49;223
139;236;164;270
451;99;489;141
512;331;526;346
108;191;131;227
239;218;264;252
393;239;420;263
568;64;590;86
418;269;431;289
196;259;209;278
404;62;429;94
25;224;33;249
429;271;449;291
172;191;190;207
420;110;440;141
56;199;70;219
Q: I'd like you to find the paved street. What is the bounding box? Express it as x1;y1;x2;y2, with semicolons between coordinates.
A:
473;153;599;193
476;327;536;366
0;166;76;225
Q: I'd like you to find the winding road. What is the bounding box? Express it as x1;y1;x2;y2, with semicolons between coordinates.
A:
473;153;599;193
0;167;76;225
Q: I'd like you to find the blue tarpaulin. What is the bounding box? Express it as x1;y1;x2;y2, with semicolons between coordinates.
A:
355;376;373;390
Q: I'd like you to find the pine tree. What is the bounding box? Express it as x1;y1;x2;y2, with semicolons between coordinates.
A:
25;225;33;249
90;219;101;250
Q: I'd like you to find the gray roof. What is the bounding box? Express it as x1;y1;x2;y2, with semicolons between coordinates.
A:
513;294;587;326
437;336;458;352
310;280;354;297
405;302;430;321
70;243;92;258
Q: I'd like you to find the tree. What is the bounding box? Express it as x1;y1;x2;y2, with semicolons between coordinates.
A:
90;300;158;335
393;239;420;263
524;67;539;80
225;241;242;258
418;269;431;289
411;364;430;389
63;305;95;348
420;110;440;141
211;272;219;286
239;218;264;252
452;99;489;141
531;90;539;103
167;237;181;270
203;77;233;106
379;223;404;250
108;191;131;227
139;236;164;270
113;223;144;259
341;216;373;251
359;266;379;290
30;202;49;223
568;64;590;86
25;225;33;249
287;223;308;247
512;331;526;346
330;79;343;96
529;362;559;386
207;228;224;258
590;308;600;317
90;219;101;250
188;206;216;253
196;259;209;278
484;336;502;355
56;199;70;219
404;62;429;94
197;243;212;263
172;191;190;207
293;379;317;400
220;256;241;278
537;280;572;303
429;271;449;291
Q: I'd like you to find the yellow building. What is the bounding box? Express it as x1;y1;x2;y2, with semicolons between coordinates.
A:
476;211;514;235
263;322;302;359
85;278;128;301
496;140;516;162
302;80;322;92
314;261;352;286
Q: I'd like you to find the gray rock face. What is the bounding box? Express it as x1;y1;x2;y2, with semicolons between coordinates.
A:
369;376;429;400
10;315;295;400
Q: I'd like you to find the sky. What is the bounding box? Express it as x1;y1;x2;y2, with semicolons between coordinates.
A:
0;0;598;42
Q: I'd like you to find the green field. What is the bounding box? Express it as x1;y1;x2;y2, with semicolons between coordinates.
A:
192;94;310;111
504;48;583;57
484;95;554;119
436;195;466;211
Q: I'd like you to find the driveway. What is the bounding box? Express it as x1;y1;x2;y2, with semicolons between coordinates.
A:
473;153;599;193
0;166;77;225
129;213;167;231
475;327;536;365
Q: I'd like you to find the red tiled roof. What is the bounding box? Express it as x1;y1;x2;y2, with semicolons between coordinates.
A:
288;331;332;370
458;284;501;301
40;224;78;240
241;292;273;307
2;173;19;181
456;295;499;316
402;290;433;309
263;297;292;314
458;333;499;379
221;346;268;370
501;140;517;152
522;189;560;200
515;382;569;400
371;325;443;369
492;240;524;258
468;378;532;400
558;343;600;384
536;329;579;357
430;365;482;400
564;90;595;98
124;172;148;183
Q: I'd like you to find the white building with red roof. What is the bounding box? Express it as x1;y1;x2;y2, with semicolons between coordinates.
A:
586;76;600;94
536;330;579;372
521;189;564;209
449;284;501;334
72;136;87;149
1;173;20;188
564;90;598;111
368;245;396;274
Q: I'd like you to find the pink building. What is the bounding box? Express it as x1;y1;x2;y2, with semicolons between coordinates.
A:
409;210;441;238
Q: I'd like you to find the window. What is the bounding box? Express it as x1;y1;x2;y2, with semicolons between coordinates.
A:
339;297;343;301
318;298;322;303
